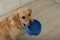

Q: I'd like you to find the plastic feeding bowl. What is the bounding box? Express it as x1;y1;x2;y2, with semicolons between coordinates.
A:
24;19;42;36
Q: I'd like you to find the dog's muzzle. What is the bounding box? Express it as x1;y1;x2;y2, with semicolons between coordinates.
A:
29;20;33;25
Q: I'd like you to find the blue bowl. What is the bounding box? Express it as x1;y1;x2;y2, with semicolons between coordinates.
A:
24;19;42;36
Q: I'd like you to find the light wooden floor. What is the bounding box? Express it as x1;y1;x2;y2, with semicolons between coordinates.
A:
0;0;60;40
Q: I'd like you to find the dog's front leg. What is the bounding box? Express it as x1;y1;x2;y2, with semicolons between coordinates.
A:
10;31;19;40
9;27;19;40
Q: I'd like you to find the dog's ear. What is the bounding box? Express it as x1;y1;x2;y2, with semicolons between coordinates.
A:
16;13;24;30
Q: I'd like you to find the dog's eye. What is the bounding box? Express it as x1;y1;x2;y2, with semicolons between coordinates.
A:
22;16;25;19
28;14;31;16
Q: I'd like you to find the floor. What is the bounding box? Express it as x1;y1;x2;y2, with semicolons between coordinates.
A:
0;0;60;40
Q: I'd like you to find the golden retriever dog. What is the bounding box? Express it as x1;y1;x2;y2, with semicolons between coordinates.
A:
0;7;33;40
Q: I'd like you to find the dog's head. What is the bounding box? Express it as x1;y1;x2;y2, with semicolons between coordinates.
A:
18;7;33;26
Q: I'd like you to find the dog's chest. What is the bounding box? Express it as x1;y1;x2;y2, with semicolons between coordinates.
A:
9;27;25;36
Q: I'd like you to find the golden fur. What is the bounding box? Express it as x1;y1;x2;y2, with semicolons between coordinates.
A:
0;7;32;40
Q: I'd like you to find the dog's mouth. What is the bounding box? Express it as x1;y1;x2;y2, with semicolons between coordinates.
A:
23;23;26;26
23;23;31;26
23;20;33;26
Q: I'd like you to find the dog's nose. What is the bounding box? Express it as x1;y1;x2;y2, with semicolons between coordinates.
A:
29;20;33;25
